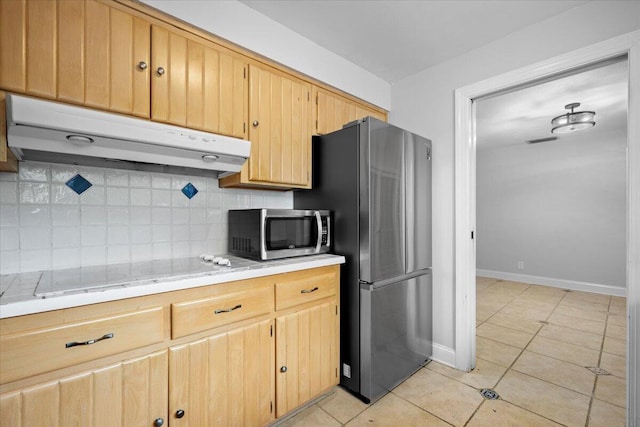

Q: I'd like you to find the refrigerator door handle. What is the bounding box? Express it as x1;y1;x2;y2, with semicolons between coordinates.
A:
314;210;323;253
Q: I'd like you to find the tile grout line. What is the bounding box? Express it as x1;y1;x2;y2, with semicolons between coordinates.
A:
583;294;612;427
313;403;347;426
388;388;456;427
461;282;621;425
467;284;582;426
382;359;457;426
464;282;537;426
476;279;530;330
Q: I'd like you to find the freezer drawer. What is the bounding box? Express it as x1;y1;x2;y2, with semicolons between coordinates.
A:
359;272;432;402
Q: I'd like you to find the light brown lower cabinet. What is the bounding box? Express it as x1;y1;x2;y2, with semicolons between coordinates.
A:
275;300;339;417
0;265;340;427
169;319;274;426
0;350;168;427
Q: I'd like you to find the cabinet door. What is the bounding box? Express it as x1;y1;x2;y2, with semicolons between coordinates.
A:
0;0;151;117
0;350;168;427
169;319;274;427
248;64;312;187
275;300;339;417
0;91;18;172
151;26;247;139
315;88;386;135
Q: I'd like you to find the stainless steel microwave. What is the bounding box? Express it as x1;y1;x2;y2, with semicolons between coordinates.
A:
228;209;331;260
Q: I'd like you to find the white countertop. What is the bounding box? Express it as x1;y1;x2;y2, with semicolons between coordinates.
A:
0;254;345;319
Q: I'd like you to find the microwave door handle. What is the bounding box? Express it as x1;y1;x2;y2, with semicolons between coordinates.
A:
314;211;322;253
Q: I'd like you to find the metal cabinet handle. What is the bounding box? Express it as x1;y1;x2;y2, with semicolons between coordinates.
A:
280;366;287;373
65;333;114;348
252;120;259;127
175;409;185;419
153;418;164;427
300;287;319;294
156;67;165;76
214;304;242;314
138;61;148;70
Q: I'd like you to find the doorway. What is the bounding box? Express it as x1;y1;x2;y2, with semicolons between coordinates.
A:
454;31;639;424
475;58;627;292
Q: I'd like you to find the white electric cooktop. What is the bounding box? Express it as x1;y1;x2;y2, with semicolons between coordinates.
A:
33;255;258;297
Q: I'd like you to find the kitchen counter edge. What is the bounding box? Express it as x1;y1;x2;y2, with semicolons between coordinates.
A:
0;255;345;319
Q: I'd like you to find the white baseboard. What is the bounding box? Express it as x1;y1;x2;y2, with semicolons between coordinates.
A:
476;269;627;297
430;343;455;368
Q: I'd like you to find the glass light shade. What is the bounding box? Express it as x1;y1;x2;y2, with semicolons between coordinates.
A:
551;103;596;134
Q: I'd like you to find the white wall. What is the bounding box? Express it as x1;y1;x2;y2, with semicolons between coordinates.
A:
476;128;627;290
140;0;391;110
390;1;640;353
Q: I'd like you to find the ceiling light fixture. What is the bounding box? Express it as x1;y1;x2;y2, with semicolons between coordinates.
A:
551;102;596;134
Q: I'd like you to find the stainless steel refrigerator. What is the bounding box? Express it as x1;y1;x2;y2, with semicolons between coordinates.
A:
294;117;432;403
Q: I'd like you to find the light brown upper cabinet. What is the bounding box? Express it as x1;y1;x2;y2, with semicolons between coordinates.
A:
150;26;248;139
220;64;312;189
0;0;151;118
314;87;387;135
0;92;18;172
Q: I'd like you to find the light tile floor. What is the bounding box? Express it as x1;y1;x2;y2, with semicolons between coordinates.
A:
277;277;627;426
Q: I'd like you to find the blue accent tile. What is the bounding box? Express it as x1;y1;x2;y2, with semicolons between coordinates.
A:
65;174;92;195
181;182;198;199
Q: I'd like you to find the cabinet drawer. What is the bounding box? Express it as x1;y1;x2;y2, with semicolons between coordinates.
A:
275;269;337;311
171;282;273;339
0;306;165;384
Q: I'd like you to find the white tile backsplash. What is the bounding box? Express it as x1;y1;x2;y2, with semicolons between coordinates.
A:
80;185;105;205
152;189;171;207
19;164;49;182
107;207;130;225
129;172;151;188
79;168;104;185
19;227;51;250
52;248;81;269
106;187;129;206
51;183;78;204
131;244;152;261
81;206;106;225
81;225;107;246
19;182;49;204
51;205;79;226
152;224;171;242
0;161;293;274
52;227;80;248
51;164;77;183
130;188;152;206
20;249;51;272
107;245;130;264
0;206;18;227
171;207;189;225
0;228;19;251
0;181;18;203
107;226;130;245
130;207;151;225
105;169;129;187
19;205;50;227
152;207;171;225
131;226;152;244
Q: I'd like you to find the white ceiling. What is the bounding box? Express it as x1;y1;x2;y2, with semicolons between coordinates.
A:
238;0;588;84
235;0;626;143
476;59;628;148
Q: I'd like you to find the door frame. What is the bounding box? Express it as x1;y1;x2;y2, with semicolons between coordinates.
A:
454;29;640;424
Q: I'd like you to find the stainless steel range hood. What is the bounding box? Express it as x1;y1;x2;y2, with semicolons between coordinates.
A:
6;94;250;177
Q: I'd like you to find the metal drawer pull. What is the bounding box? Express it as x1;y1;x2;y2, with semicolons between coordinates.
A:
65;333;114;348
300;287;319;294
214;304;242;314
